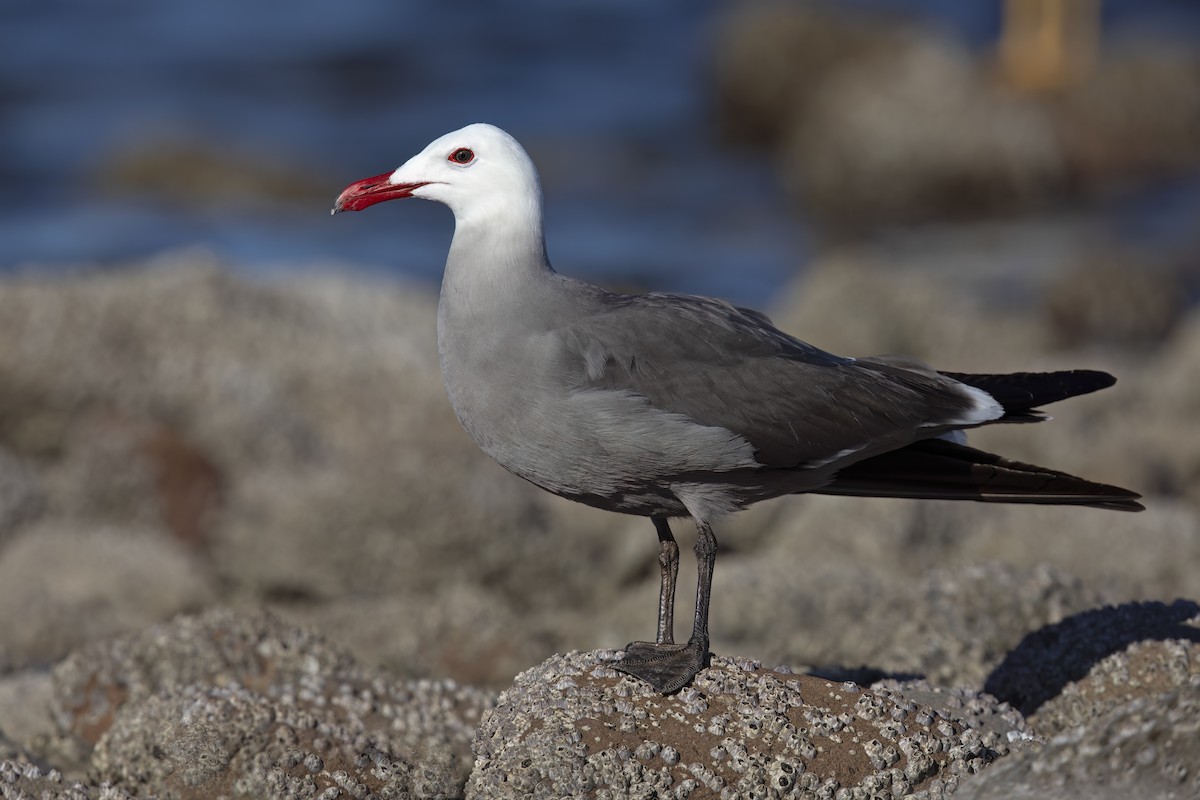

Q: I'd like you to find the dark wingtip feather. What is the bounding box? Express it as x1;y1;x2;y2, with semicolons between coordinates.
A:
941;369;1117;415
819;439;1145;512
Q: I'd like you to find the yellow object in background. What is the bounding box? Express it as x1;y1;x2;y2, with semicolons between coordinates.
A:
999;0;1100;91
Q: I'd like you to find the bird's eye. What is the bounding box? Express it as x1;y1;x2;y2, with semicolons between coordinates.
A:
449;148;474;164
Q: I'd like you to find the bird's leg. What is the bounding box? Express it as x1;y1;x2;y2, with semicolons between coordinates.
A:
615;518;678;647
614;518;715;694
688;518;716;663
653;516;679;645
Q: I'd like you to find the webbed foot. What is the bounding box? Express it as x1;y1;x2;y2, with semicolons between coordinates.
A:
613;638;709;694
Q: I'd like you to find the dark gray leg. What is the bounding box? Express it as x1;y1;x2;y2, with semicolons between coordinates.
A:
614;517;715;694
653;516;679;645
688;518;716;659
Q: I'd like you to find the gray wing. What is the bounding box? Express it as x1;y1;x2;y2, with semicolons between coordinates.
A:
557;291;992;470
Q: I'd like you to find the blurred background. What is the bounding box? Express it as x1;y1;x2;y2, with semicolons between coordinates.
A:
1;0;1199;698
3;0;1197;304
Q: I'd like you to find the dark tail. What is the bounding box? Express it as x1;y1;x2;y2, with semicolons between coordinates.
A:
940;369;1116;423
817;438;1144;512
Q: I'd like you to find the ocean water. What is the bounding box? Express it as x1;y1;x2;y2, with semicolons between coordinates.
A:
2;0;1198;305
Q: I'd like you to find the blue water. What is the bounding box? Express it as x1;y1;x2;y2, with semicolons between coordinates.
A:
2;1;1199;305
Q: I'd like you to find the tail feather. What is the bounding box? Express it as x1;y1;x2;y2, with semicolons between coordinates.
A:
818;438;1144;512
941;369;1116;423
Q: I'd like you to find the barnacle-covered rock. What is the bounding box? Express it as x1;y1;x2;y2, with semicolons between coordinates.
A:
47;608;493;797
468;651;1001;799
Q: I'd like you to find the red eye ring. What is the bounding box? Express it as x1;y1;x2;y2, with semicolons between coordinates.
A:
449;148;474;164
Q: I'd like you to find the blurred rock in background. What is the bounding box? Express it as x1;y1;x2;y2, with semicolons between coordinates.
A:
716;1;1200;229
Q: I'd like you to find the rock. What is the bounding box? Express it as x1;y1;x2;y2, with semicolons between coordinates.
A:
38;412;222;550
1053;44;1200;181
848;604;1200;799
1042;258;1186;349
770;254;1050;372
715;6;1065;226
784;34;1064;227
279;582;554;689
710;552;914;677
870;680;1030;755
956;680;1200;800
714;527;1106;689
0;522;213;671
49;614;492;782
0;447;42;543
713;4;916;146
883;564;1106;689
46;608;492;795
0;670;55;755
0;759;137;800
468;651;1000;799
1031;635;1200;737
983;600;1200;728
907;501;1200;603
1127;312;1200;504
714;7;1200;226
91;683;449;799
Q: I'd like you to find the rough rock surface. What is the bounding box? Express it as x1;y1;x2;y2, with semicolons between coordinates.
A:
43;608;492;798
985;600;1200;730
876;564;1107;689
91;683;451;800
956;681;1200;800
0;759;137;800
468;651;1003;800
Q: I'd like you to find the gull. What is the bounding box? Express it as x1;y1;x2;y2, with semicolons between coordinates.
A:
333;123;1142;694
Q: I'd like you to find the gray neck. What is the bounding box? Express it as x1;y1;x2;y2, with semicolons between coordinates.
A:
437;202;557;366
443;211;551;302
